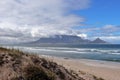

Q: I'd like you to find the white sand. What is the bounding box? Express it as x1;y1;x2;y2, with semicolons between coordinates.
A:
42;55;120;80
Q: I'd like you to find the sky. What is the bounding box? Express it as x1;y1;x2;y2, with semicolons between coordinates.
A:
0;0;120;44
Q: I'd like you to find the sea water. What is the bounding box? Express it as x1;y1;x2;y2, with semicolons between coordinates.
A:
2;44;120;62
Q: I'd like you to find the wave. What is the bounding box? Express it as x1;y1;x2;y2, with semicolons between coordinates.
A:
2;46;120;55
26;47;120;55
1;45;120;62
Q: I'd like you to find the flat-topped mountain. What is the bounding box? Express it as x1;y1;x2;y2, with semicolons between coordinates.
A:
27;35;107;45
30;35;90;44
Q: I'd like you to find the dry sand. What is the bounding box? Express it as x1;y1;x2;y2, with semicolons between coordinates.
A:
42;55;120;80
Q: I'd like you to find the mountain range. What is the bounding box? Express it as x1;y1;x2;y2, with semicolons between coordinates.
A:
29;35;107;44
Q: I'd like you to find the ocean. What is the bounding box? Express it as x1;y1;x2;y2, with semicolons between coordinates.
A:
2;44;120;62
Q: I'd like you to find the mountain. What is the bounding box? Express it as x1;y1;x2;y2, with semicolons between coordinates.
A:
90;38;107;44
27;35;107;45
30;35;90;44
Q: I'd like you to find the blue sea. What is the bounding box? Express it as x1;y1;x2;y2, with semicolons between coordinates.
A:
2;44;120;62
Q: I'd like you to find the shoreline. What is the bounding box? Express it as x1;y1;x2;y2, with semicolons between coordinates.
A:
41;55;120;80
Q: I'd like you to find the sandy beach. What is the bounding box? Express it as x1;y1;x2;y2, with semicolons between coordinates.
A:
42;55;120;80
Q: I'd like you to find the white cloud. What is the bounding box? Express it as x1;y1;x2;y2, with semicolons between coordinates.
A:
77;25;120;43
77;33;87;38
99;36;120;44
101;25;120;33
64;0;90;10
79;25;120;36
0;0;90;43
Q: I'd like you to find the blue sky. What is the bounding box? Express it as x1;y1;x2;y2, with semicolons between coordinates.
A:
79;0;120;26
72;0;120;43
0;0;119;43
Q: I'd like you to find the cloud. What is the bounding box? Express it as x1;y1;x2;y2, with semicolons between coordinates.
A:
97;36;120;44
77;25;120;43
101;25;120;33
79;25;120;37
77;33;88;38
64;0;90;10
0;0;90;43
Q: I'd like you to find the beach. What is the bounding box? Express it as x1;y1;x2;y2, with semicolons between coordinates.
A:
42;56;120;80
2;45;120;80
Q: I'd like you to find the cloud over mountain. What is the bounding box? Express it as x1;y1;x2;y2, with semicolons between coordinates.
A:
0;0;90;43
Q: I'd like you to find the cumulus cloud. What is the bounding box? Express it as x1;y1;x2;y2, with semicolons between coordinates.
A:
0;0;90;43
